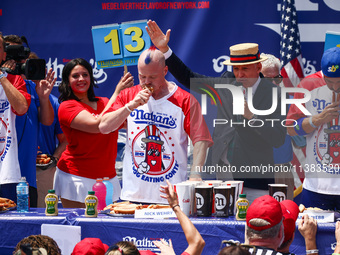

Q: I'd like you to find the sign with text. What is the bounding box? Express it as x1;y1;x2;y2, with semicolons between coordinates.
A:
134;208;176;219
324;31;340;52
298;211;334;223
91;20;151;69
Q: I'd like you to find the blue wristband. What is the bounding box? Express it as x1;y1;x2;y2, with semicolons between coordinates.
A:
309;117;317;129
294;117;307;136
0;71;8;83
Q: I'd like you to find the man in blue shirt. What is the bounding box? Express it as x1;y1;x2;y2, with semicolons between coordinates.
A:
36;93;67;207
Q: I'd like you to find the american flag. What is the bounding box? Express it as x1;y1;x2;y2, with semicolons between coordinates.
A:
279;0;306;197
280;0;305;87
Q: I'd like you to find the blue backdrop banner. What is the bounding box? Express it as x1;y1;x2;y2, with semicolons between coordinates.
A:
1;0;339;99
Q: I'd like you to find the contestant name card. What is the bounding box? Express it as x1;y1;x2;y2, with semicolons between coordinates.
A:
91;20;151;69
298;211;334;223
135;208;176;219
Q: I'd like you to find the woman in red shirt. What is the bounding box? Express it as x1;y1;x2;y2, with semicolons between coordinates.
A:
54;58;133;208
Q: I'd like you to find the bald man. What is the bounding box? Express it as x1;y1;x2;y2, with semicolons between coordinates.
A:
100;48;213;204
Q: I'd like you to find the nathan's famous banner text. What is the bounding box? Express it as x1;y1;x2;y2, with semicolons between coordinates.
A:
1;0;339;99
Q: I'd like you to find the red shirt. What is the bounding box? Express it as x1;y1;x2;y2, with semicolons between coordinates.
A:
58;97;118;179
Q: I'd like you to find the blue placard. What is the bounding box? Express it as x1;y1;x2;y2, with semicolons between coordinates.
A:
92;23;123;62
121;21;151;58
92;20;151;69
324;31;340;52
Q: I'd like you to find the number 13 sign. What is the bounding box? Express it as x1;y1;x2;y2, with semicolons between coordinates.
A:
91;20;151;69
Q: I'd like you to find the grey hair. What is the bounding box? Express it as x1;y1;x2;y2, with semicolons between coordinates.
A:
261;53;281;71
246;219;283;240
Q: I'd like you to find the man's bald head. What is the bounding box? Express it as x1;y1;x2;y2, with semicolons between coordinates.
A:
138;47;166;69
137;47;169;98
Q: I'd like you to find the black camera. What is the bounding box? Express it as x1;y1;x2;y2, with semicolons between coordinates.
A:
5;44;30;61
3;44;46;80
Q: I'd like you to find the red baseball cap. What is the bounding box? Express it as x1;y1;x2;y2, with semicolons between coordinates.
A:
246;195;283;231
280;199;299;243
71;238;109;255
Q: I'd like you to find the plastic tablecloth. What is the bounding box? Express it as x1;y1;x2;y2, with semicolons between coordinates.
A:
0;208;336;255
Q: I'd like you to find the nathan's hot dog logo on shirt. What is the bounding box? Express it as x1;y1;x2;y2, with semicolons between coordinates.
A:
0;115;12;162
0;100;10;114
131;109;177;129
321;125;340;165
131;124;179;182
313;92;340;170
139;125;164;173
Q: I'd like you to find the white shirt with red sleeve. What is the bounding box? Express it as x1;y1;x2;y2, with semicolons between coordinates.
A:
0;73;30;184
287;71;340;194
108;83;213;203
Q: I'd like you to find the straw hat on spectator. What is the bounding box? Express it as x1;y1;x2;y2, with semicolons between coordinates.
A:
223;43;268;66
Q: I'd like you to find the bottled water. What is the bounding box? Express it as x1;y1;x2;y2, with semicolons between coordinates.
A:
103;177;114;206
17;177;29;212
92;178;106;210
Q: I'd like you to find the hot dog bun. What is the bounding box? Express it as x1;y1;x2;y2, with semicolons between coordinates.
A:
0;197;16;211
142;85;154;93
299;204;323;212
36;154;52;165
104;201;130;211
147;204;171;209
299;204;305;213
113;204;143;214
105;202;170;215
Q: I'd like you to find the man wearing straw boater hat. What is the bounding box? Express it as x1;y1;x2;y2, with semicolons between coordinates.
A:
222;43;285;202
147;20;286;203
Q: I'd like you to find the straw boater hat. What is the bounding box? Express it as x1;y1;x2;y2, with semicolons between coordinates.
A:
223;43;268;66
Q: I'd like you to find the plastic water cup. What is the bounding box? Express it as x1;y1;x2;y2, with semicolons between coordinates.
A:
174;183;192;216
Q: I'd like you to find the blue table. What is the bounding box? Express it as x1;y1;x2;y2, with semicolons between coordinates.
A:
0;208;336;255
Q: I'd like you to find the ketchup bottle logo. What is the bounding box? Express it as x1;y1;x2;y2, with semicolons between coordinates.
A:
138;125;164;174
324;127;340;164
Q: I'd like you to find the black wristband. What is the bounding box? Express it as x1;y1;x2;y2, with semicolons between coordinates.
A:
172;204;180;210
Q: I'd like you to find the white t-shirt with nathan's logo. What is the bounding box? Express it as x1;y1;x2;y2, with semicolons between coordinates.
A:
110;83;212;203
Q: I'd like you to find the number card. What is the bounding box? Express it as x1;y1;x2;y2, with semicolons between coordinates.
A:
324;31;340;52
91;20;151;69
